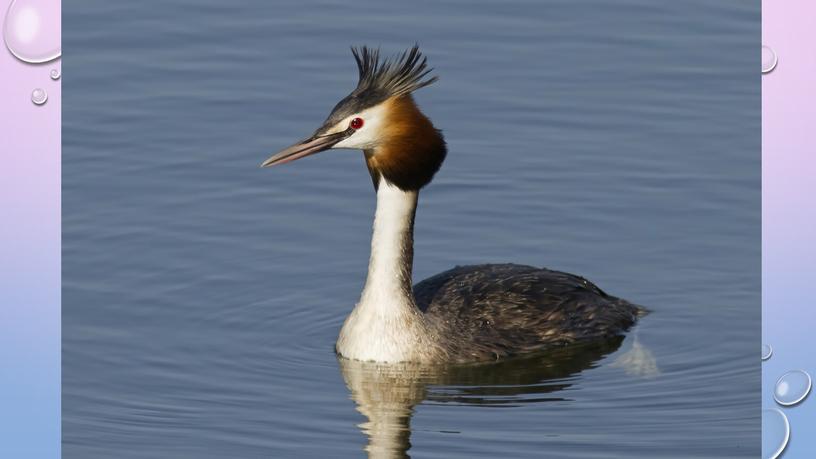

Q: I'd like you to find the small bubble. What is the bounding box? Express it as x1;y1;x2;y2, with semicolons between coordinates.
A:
762;344;772;361
774;370;812;406
762;409;789;459
762;46;778;74
50;68;60;80
31;87;47;105
3;0;62;64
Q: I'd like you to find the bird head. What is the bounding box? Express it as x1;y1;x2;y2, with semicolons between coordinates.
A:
262;45;447;191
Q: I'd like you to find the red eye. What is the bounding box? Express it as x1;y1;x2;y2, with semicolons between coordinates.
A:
350;117;364;130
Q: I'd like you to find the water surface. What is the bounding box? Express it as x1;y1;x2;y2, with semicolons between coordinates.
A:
64;0;760;457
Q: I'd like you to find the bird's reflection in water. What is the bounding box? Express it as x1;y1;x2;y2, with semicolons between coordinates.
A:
338;336;654;458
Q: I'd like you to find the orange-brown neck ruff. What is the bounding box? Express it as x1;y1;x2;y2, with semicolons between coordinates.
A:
364;95;447;191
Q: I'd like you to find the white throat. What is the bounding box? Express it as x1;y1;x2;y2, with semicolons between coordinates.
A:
336;179;435;363
362;179;417;303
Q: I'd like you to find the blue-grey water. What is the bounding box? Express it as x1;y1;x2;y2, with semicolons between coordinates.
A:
63;1;760;457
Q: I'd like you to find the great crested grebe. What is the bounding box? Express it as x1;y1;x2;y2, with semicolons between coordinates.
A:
262;46;644;364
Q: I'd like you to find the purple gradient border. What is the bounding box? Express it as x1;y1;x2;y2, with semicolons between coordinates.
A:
762;0;816;456
0;0;807;457
0;0;61;457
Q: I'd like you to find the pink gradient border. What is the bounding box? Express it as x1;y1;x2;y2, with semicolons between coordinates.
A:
0;0;61;456
762;0;816;456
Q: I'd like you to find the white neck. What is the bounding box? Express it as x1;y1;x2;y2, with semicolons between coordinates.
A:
362;179;417;305
336;179;434;363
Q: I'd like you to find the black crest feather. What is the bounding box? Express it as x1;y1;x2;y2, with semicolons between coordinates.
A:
318;45;439;133
351;45;438;99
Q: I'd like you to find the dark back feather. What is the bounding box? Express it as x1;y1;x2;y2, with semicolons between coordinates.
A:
413;264;644;362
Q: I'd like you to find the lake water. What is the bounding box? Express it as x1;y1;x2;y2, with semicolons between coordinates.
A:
63;0;760;457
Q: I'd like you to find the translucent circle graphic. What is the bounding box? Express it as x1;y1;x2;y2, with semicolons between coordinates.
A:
3;0;61;63
31;87;47;105
774;369;812;406
762;344;773;361
50;68;60;80
762;409;789;459
762;46;777;74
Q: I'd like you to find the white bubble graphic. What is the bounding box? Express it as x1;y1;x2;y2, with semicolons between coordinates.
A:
762;344;772;361
31;87;47;105
762;409;789;459
774;369;812;406
50;68;60;80
762;46;777;74
3;0;61;63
